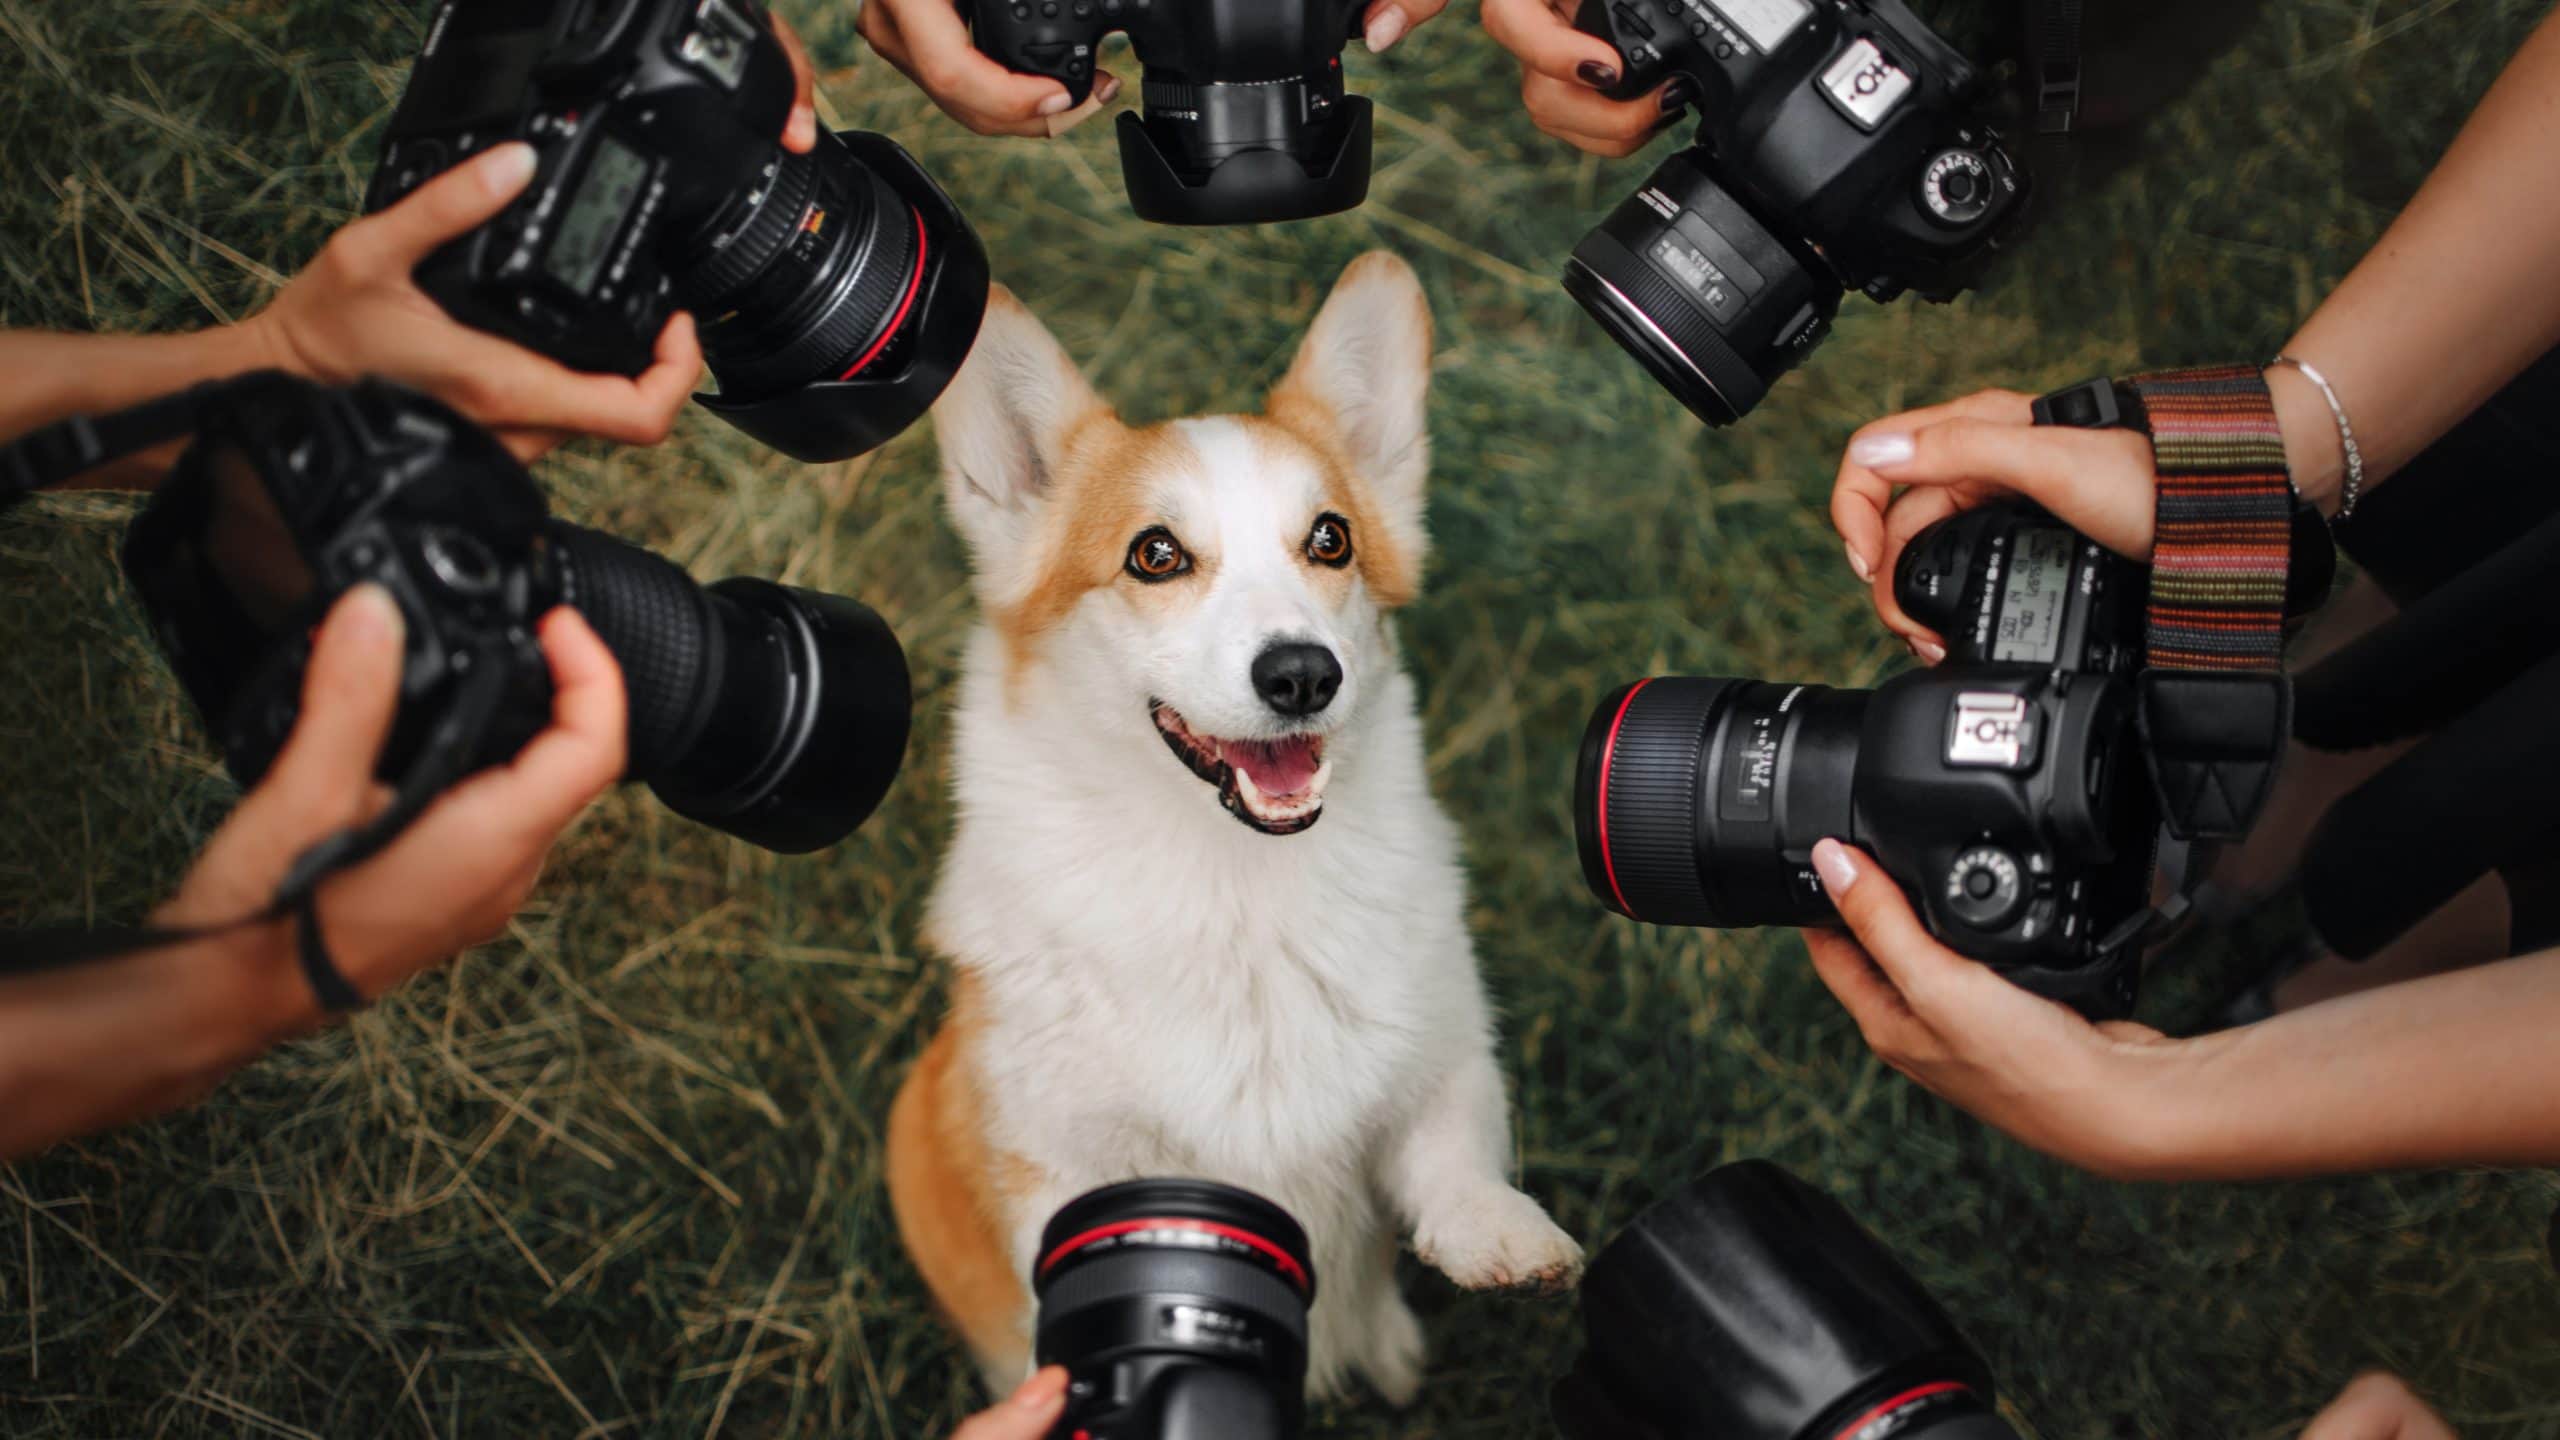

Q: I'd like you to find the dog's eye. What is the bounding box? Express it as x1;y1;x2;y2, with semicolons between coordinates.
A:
1305;513;1354;569
1126;527;1192;582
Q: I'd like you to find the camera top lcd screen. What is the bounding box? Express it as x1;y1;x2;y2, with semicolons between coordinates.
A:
1991;526;2073;665
1708;0;1811;53
547;139;651;297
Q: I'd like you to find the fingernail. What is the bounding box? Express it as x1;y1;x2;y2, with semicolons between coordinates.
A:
1659;77;1695;113
1812;838;1860;897
1011;1367;1069;1409
1364;6;1409;52
482;142;538;197
340;583;404;651
1576;60;1619;89
1038;91;1073;117
1914;637;1947;665
1097;73;1123;104
1845;542;1872;583
1849;432;1914;469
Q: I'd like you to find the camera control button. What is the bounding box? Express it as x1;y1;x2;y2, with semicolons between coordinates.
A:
1946;846;2026;930
1614;4;1655;41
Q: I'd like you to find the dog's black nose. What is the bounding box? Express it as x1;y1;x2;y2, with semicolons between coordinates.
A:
1253;642;1343;717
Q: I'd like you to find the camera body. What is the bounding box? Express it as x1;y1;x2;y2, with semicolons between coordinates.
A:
1034;1180;1312;1440
121;374;912;855
1576;504;2156;1017
1555;1160;2021;1440
966;0;1373;224
367;0;989;462
1564;0;2025;423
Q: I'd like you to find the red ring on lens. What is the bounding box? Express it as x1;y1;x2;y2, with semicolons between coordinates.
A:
1827;1381;1976;1440
1039;1217;1312;1296
1593;677;1655;916
838;207;928;381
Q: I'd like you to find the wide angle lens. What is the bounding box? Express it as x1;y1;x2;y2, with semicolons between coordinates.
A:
546;525;912;854
1574;677;1867;928
1564;149;1841;426
1035;1179;1314;1438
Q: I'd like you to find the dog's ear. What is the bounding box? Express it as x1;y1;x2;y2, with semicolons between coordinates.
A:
933;285;1108;565
1268;251;1433;522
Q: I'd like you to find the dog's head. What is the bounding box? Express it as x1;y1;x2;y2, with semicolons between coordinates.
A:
933;252;1433;836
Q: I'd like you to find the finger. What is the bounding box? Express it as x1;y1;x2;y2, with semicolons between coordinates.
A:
343;143;540;270
1801;927;1928;1052
1854;414;2159;560
1042;71;1122;139
436;326;699;444
1869;483;1970;646
771;11;820;153
952;1368;1071;1440
1831;389;2029;582
627;310;705;439
498;428;570;464
1364;0;1447;52
858;0;913;69
255;585;408;822
2094;1019;2173;1046
1483;0;1627;87
1522;72;1678;151
494;608;629;827
1809;837;1973;1007
880;0;1079;134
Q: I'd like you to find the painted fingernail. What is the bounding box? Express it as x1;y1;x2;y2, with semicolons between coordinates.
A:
1914;637;1948;665
1812;838;1860;896
1364;6;1409;52
1038;91;1073;116
1097;73;1123;104
1845;542;1872;583
1659;77;1696;113
1576;60;1619;89
482;141;539;196
1849;432;1914;468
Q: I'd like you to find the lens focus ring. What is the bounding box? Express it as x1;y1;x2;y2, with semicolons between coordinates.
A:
1592;678;1726;926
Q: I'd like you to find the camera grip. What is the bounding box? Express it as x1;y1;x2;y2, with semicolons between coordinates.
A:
965;0;1112;106
1571;0;1679;100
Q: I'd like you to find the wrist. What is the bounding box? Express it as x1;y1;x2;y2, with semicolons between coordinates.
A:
2264;360;2348;517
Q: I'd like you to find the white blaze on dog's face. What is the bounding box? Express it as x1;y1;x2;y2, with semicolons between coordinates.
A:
934;252;1433;835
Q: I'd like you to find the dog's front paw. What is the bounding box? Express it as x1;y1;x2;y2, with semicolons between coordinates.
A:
1412;1185;1584;1296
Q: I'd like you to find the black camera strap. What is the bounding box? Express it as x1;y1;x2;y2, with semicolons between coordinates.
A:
0;379;236;513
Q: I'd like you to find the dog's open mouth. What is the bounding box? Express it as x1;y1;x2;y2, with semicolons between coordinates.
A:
1151;701;1331;835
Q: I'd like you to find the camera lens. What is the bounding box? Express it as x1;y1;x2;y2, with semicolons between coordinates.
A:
1035;1179;1313;1439
547;525;911;854
1554;1161;2020;1440
1575;677;1866;928
1564;150;1841;426
1115;36;1373;226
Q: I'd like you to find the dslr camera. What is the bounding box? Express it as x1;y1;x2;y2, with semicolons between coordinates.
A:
1033;1179;1315;1439
1555;1160;2022;1440
117;373;912;855
1567;0;2027;424
1575;503;2157;1017
367;0;988;462
966;0;1374;225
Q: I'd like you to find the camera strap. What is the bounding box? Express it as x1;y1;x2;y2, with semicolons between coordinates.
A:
0;379;236;513
2033;366;2296;844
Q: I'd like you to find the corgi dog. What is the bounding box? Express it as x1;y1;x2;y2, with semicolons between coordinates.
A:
886;252;1584;1406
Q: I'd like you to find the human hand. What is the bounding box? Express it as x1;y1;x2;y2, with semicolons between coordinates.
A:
156;585;627;1026
1797;837;2225;1181
242;145;705;463
1831;389;2159;658
1482;0;1686;157
2300;1373;2457;1440
856;0;1123;137
948;1368;1071;1440
773;10;822;153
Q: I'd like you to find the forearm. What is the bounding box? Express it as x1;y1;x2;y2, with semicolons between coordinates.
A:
2269;8;2560;511
2142;947;2560;1181
0;322;280;490
0;922;311;1161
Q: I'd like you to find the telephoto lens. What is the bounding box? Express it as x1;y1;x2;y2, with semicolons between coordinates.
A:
1033;1180;1315;1440
1553;1160;2022;1440
366;0;988;462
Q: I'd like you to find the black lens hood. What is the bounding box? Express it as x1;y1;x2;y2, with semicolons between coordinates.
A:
1116;99;1373;226
693;131;989;462
645;577;911;853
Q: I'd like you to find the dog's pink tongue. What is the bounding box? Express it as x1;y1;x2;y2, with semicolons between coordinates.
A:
1225;736;1321;797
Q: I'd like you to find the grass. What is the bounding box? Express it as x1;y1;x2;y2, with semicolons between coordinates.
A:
4;0;2559;1434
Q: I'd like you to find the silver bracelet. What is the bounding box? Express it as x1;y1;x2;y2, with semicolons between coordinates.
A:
2269;353;2362;521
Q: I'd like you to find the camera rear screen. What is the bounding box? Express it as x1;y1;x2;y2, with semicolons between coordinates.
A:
1990;526;2073;665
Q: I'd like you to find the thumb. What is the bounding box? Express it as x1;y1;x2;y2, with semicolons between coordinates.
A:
352;143;540;268
1855;416;2159;560
1810;838;1970;1003
251;585;408;822
950;1367;1070;1440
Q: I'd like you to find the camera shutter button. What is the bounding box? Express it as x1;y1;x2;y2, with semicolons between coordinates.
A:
1945;846;2026;930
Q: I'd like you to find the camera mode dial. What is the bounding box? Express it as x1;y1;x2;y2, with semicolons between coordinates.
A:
1944;845;2026;930
1919;148;1995;227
